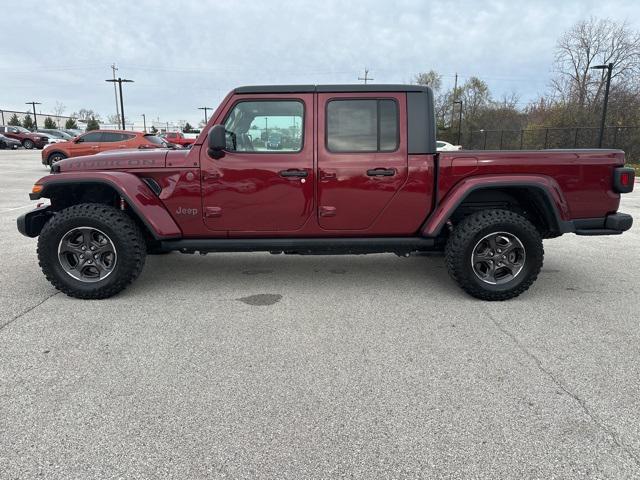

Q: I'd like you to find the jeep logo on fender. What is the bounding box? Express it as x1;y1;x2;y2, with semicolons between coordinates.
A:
175;207;198;216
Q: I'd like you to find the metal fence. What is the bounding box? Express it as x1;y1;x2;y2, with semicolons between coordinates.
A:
438;126;640;163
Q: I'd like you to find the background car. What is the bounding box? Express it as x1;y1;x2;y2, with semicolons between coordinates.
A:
42;129;173;165
0;133;21;149
436;140;462;151
0;126;48;149
37;132;66;144
62;128;83;137
160;131;194;147
37;129;75;141
266;133;283;149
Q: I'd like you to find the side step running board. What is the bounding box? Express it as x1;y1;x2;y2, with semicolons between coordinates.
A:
160;237;436;255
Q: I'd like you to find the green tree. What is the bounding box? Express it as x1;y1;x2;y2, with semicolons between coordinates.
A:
8;113;21;126
22;114;34;130
183;122;194;133
65;118;79;129
44;117;57;129
86;116;100;131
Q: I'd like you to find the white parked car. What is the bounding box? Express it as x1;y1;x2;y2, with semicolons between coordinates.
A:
37;132;66;144
436;141;462;151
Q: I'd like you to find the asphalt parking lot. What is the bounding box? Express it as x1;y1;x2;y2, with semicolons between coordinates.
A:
1;149;639;479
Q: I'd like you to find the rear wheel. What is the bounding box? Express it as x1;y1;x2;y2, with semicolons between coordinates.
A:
445;209;543;301
38;204;146;299
23;139;34;149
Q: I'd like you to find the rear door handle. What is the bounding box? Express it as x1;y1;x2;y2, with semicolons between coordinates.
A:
367;168;396;177
279;169;308;178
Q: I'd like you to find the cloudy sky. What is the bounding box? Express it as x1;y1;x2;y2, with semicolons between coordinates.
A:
1;0;639;127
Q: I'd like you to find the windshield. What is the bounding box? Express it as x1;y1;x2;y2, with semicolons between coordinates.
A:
14;126;30;134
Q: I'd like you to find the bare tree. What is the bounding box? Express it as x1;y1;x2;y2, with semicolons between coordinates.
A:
53;101;66;127
552;18;640;108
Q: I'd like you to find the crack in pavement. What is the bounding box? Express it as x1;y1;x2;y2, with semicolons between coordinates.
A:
0;291;60;333
484;306;640;468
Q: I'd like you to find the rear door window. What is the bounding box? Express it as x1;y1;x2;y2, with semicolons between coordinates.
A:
326;99;398;152
80;132;103;142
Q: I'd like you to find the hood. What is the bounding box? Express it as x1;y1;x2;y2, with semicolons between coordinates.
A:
57;149;170;172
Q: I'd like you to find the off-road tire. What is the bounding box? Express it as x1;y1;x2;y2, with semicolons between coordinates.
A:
445;209;543;301
23;139;34;149
47;152;67;165
38;204;146;299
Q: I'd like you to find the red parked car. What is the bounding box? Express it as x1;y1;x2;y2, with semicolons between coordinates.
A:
19;84;634;300
0;125;49;149
161;131;195;147
41;130;170;166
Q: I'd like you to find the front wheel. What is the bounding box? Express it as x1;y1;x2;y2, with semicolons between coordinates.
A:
37;204;147;299
47;152;67;165
23;139;34;149
445;209;544;301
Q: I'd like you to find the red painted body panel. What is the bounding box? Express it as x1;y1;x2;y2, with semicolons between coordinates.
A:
436;149;624;220
200;93;315;233
316;92;408;231
36;171;182;238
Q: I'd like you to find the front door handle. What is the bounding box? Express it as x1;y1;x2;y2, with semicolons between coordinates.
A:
279;169;308;178
367;168;396;177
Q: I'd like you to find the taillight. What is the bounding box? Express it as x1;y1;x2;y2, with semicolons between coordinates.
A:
613;167;635;194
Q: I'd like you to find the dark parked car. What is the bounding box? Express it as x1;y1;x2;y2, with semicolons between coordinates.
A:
0;133;21;149
0;126;48;149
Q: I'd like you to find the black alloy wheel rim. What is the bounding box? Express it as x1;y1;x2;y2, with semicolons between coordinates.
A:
471;231;526;285
57;227;117;282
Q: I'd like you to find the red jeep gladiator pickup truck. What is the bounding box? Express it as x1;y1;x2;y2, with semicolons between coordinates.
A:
17;84;634;300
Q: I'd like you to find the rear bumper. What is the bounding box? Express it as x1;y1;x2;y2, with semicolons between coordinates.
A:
573;212;633;236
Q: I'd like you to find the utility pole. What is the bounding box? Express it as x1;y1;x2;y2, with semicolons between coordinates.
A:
590;63;614;148
198;106;212;124
358;68;374;84
105;77;134;130
142;114;147;133
453;100;463;146
110;63;120;126
450;72;458;128
25;101;41;130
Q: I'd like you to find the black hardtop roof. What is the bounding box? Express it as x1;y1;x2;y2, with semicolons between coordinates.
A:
234;84;432;94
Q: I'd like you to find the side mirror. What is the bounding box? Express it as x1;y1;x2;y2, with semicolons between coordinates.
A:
207;124;226;159
75;137;84;143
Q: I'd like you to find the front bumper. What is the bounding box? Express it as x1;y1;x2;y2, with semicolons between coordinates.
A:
17;205;53;238
573;212;633;236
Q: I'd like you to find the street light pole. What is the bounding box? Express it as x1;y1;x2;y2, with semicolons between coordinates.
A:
142;114;147;133
590;63;613;148
453;100;463;146
25;101;41;130
105;78;134;130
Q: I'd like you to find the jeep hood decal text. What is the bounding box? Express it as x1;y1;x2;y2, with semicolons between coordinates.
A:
57;149;169;172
